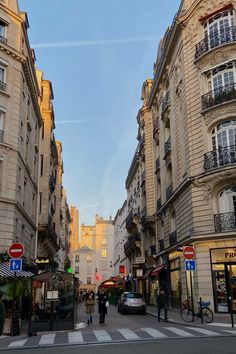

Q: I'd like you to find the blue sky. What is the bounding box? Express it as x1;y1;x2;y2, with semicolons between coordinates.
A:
19;0;180;225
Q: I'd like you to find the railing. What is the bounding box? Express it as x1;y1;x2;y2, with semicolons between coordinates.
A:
214;212;236;232
162;92;170;113
149;244;156;256
140;207;146;222
202;83;236;111
49;175;56;193
157;198;162;211
141;171;146;186
195;26;236;60
48;216;58;246
164;137;171;156
166;183;173;200
0;80;6;92
169;231;177;247
0;35;7;45
155;157;160;172
0;130;3;142
153;118;159;133
159;239;164;252
124;233;141;254
204;145;236;170
126;210;134;229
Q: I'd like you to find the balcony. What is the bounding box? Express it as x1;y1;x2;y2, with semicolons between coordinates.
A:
202;83;236;111
214;212;236;232
164;137;171;158
162;92;170;113
0;130;3;142
159;239;164;252
49;175;56;193
169;231;177;247
124;233;141;255
140;207;147;224
126;209;140;230
204;145;236;171
141;171;146;186
195;26;236;60
0;80;6;92
156;198;162;211
166;183;173;200
0;35;7;45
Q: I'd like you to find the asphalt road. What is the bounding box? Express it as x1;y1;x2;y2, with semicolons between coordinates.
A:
1;336;236;354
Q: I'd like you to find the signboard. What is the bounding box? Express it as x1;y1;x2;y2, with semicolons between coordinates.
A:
183;246;195;260
185;260;196;271
136;269;143;277
119;265;125;274
8;243;24;259
9;259;22;272
136;257;145;264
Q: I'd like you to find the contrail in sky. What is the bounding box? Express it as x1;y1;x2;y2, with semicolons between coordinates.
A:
33;36;155;49
56;118;102;124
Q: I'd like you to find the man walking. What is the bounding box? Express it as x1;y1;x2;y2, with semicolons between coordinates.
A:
0;294;6;336
157;288;168;322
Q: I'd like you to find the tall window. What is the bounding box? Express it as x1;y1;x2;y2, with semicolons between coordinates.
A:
102;248;107;258
40;155;43;176
204;9;235;49
212;120;236;149
0;109;4;142
0;64;6;91
75;255;80;262
39;192;42;213
0;20;6;40
86;254;92;263
87;277;91;285
102;238;107;246
207;61;236;93
218;186;236;214
75;266;79;274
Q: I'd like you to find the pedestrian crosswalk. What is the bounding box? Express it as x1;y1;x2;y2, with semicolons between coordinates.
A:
2;326;236;349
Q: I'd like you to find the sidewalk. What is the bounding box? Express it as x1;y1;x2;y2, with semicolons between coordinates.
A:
146;305;236;328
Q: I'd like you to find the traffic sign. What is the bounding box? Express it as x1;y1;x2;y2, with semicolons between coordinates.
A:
185;260;196;271
8;243;24;259
183;246;195;260
9;258;22;272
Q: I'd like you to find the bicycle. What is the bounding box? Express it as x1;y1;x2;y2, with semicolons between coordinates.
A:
180;297;213;323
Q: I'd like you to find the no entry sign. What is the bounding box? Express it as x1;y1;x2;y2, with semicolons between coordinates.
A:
8;243;24;259
183;246;195;260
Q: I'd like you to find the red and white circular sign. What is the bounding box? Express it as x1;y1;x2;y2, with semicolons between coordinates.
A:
8;243;24;258
183;246;195;260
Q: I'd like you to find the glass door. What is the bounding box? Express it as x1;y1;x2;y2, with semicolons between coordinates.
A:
226;264;236;312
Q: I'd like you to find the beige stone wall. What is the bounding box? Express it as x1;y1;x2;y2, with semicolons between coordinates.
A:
70;206;79;250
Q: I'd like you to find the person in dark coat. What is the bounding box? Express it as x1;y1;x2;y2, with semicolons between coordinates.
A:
0;294;6;336
97;290;108;324
157;288;168;322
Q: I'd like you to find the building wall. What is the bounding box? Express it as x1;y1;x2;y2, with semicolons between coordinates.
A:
69;206;79;250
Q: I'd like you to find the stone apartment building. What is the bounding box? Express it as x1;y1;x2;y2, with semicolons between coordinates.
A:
0;0;42;261
58;186;70;271
69;206;79;250
36;70;62;262
135;0;236;312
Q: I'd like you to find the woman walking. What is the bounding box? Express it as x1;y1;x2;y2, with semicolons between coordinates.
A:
84;293;95;325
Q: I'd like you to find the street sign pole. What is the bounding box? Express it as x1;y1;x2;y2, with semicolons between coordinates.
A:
190;270;194;322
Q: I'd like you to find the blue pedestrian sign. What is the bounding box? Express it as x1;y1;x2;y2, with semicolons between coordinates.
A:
185;260;196;271
9;258;22;272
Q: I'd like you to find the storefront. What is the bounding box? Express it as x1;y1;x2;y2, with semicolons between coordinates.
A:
169;253;181;308
211;248;236;313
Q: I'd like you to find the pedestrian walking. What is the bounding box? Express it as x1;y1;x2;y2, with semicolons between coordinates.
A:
97;290;108;324
0;294;6;336
85;293;95;325
157;288;168;322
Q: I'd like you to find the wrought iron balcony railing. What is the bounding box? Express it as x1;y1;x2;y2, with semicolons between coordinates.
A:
164;136;171;156
141;171;146;186
49;175;56;193
202;83;236;111
169;231;177;247
195;26;236;60
155;157;160;172
162;92;170;113
0;130;3;142
124;233;141;254
0;80;6;92
214;212;236;232
159;239;164;252
166;183;173;200
204;145;236;171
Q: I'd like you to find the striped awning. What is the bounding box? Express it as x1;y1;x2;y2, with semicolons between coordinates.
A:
0;263;34;278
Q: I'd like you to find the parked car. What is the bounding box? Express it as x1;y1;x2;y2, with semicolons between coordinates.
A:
118;292;146;315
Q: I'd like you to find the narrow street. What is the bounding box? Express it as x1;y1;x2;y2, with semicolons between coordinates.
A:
0;305;236;351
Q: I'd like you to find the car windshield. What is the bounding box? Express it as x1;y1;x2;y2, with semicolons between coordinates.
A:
126;293;142;299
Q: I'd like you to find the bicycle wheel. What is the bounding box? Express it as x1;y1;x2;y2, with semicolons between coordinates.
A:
201;307;213;323
180;308;194;322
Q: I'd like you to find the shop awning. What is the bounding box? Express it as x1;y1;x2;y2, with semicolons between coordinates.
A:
0;263;34;278
142;267;154;279
150;265;165;276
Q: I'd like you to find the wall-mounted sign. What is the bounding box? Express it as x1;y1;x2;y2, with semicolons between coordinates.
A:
136;269;143;277
35;257;50;264
46;290;59;300
211;249;236;263
136;257;145;264
119;265;125;274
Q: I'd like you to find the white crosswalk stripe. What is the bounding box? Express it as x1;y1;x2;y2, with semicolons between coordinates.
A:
223;330;236;335
141;327;167;338
39;333;56;345
68;331;84;343
8;339;27;348
117;328;140;339
164;327;194;337
93;330;112;341
185;327;220;336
